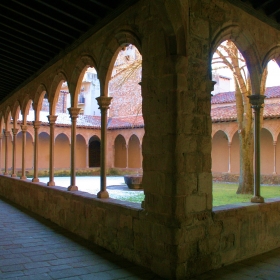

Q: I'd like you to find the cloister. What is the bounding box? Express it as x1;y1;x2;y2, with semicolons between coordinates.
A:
2;0;280;279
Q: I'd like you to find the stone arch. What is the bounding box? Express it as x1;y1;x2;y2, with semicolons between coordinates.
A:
21;96;33;124
210;24;262;94
49;71;68;115
212;130;229;173
262;45;280;68
54;133;70;168
88;135;100;168
16;130;33;170
128;134;141;168
38;132;50;169
11;101;21;129
76;134;86;168
4;107;12;131
69;55;98;107
114;134;126;168
261;128;274;175
33;84;48;120
99;29;142;96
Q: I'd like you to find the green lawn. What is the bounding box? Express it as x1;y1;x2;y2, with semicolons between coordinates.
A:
116;182;280;206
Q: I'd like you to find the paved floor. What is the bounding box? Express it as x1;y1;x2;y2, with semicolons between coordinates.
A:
1;197;280;280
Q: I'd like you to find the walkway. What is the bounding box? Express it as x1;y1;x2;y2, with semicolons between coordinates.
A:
1;197;280;280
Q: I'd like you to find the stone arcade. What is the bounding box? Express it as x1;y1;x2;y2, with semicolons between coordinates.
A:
1;1;280;279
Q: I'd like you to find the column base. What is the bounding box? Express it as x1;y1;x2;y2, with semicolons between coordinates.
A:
32;178;39;182
273;172;277;175
4;172;9;175
11;174;17;178
97;190;109;198
251;196;265;203
47;181;55;186
20;176;27;180
68;185;78;191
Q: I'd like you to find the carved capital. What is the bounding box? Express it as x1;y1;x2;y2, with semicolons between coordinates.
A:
33;120;41;129
67;107;81;119
21;125;28;132
4;130;10;137
12;128;19;135
248;95;266;110
47;115;58;125
96;96;112;110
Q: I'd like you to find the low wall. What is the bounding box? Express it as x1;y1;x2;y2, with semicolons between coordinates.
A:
1;175;280;279
213;172;280;185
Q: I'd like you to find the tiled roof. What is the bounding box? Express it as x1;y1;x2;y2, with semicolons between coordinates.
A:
211;102;280;122
108;115;144;129
211;86;280;104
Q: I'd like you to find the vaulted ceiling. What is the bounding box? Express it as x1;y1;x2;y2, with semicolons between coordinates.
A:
1;0;280;104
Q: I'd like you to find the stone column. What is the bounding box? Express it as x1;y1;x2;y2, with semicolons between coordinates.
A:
11;128;19;177
126;144;128;168
20;125;28;179
248;95;265;203
0;133;3;174
86;144;89;168
139;144;142;168
228;142;231;173
67;107;80;191
273;141;277;175
47;115;57;186
96;96;112;198
4;130;10;175
32;121;41;182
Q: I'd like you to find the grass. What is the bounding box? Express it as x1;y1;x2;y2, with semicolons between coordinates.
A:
116;182;280;206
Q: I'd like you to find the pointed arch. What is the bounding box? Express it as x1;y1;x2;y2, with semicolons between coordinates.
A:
49;71;68;115
114;134;127;168
33;84;48;120
69;55;97;107
211;24;262;94
128;134;141;168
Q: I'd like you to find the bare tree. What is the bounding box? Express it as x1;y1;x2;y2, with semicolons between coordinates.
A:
212;40;267;194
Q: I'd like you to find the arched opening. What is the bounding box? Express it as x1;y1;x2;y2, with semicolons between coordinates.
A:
114;135;126;168
88;136;100;167
128;134;141;168
212;130;228;173
54;133;70;168
261;128;274;175
38;132;50;169
211;40;253;194
76;134;86;168
16;131;33;170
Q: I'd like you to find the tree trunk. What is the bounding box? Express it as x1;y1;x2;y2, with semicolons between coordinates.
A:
237;130;254;194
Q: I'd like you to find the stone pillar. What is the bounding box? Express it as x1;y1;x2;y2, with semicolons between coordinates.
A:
248;95;265;203
4;130;10;175
20;125;28;179
273;141;277;175
86;144;89;168
139;144;142;168
32;121;41;182
228;142;231;173
112;144;115;168
67;107;80;191
47;115;57;186
11;128;19;177
126;144;128;168
96;96;112;198
0;133;2;174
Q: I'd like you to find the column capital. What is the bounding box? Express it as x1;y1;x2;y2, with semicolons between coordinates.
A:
12;128;19;135
4;130;10;137
47;115;58;124
96;96;113;110
273;141;277;146
248;95;266;109
67;107;81;119
33;120;41;129
21;125;28;132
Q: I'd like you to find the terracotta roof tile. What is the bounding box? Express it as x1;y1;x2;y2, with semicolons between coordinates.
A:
211;86;280;104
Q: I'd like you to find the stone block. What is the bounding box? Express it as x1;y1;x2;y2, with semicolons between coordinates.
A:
185;194;207;213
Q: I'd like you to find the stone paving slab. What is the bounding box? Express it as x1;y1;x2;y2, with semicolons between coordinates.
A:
2;196;280;280
0;197;162;280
